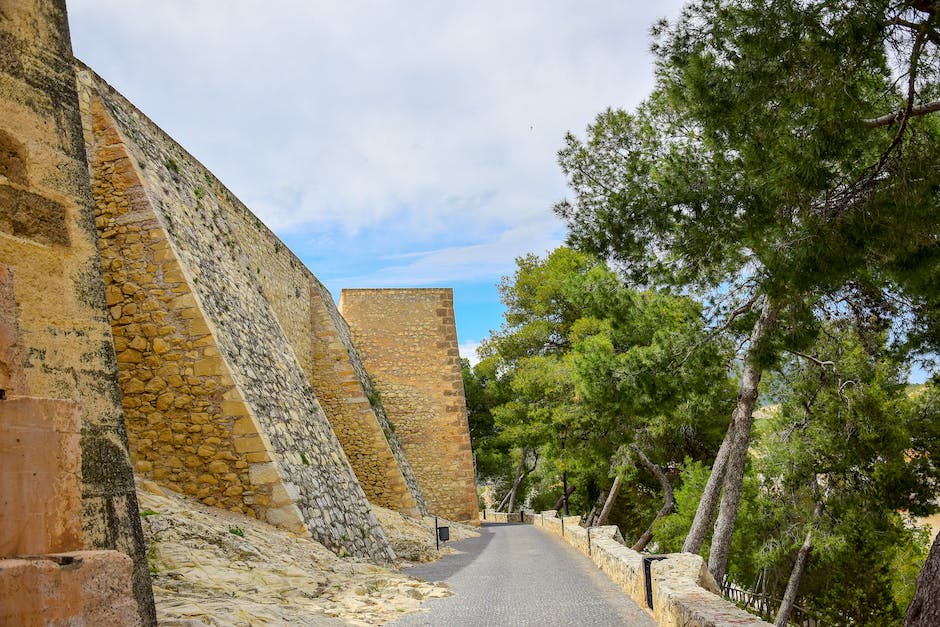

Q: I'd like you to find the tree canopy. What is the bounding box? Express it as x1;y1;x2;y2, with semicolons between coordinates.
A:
554;0;940;589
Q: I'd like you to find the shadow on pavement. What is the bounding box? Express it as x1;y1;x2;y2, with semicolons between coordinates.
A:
399;522;515;582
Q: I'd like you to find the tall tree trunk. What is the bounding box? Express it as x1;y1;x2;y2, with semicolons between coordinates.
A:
630;444;675;552
587;453;623;527
585;489;607;527
504;450;528;512
596;475;622;526
774;501;823;627
707;299;778;583
507;448;537;513
905;531;940;626
496;489;511;512
682;421;734;553
553;485;576;511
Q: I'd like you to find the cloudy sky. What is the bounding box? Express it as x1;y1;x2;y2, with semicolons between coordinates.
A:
67;1;686;363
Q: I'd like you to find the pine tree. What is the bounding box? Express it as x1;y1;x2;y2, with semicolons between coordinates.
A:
556;0;940;584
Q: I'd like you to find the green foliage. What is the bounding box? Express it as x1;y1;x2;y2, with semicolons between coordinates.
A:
725;322;939;622
558;2;940;309
471;246;732;526
653;460;712;554
553;1;940;613
299;451;310;466
228;525;245;537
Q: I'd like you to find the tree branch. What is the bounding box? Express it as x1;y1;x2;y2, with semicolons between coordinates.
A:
786;349;836;369
630;444;676;552
863;99;940;128
678;292;760;366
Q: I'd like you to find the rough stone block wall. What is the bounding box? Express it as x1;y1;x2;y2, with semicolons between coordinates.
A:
216;179;426;517
308;281;425;515
339;288;478;522
0;0;154;621
76;65;395;562
81;92;302;532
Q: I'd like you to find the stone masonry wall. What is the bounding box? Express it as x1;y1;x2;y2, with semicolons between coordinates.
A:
308;281;425;515
81;92;294;528
220;183;426;518
339;289;478;522
75;65;394;563
71;68;427;518
0;0;155;622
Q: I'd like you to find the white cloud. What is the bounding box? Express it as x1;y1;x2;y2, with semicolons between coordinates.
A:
67;1;685;239
459;340;483;366
66;0;686;337
334;215;563;287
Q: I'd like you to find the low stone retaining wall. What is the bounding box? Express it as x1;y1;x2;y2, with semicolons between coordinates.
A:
480;509;770;627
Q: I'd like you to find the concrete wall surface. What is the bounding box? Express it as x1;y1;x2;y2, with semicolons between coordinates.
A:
0;551;140;626
482;510;772;627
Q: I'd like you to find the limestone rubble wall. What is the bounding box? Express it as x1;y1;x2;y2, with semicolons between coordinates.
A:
483;510;771;627
339;288;478;523
307;281;426;515
0;0;154;621
75;65;395;563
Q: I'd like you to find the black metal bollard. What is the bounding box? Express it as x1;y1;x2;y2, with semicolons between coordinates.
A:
642;556;668;609
587;526;591;556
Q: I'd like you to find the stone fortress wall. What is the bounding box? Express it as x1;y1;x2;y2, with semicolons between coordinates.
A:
0;0;155;622
307;280;428;516
72;63;435;531
74;64;424;562
340;289;479;523
3;0;479;621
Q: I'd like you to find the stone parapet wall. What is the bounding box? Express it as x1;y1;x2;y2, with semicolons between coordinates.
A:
75;65;394;563
0;0;153;621
340;289;478;523
483;511;771;627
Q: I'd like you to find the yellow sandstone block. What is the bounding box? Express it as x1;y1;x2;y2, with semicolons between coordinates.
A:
152;337;170;354
222;400;249;418
233;436;266;453
188;317;211;336
194;356;223;376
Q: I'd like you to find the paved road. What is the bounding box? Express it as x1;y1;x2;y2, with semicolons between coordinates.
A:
391;522;656;627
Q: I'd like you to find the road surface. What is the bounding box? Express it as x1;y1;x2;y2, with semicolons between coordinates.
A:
392;522;656;626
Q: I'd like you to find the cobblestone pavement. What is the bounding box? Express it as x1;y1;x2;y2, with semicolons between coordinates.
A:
391;523;657;626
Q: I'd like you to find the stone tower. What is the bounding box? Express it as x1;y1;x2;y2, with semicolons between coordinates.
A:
340;288;478;523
